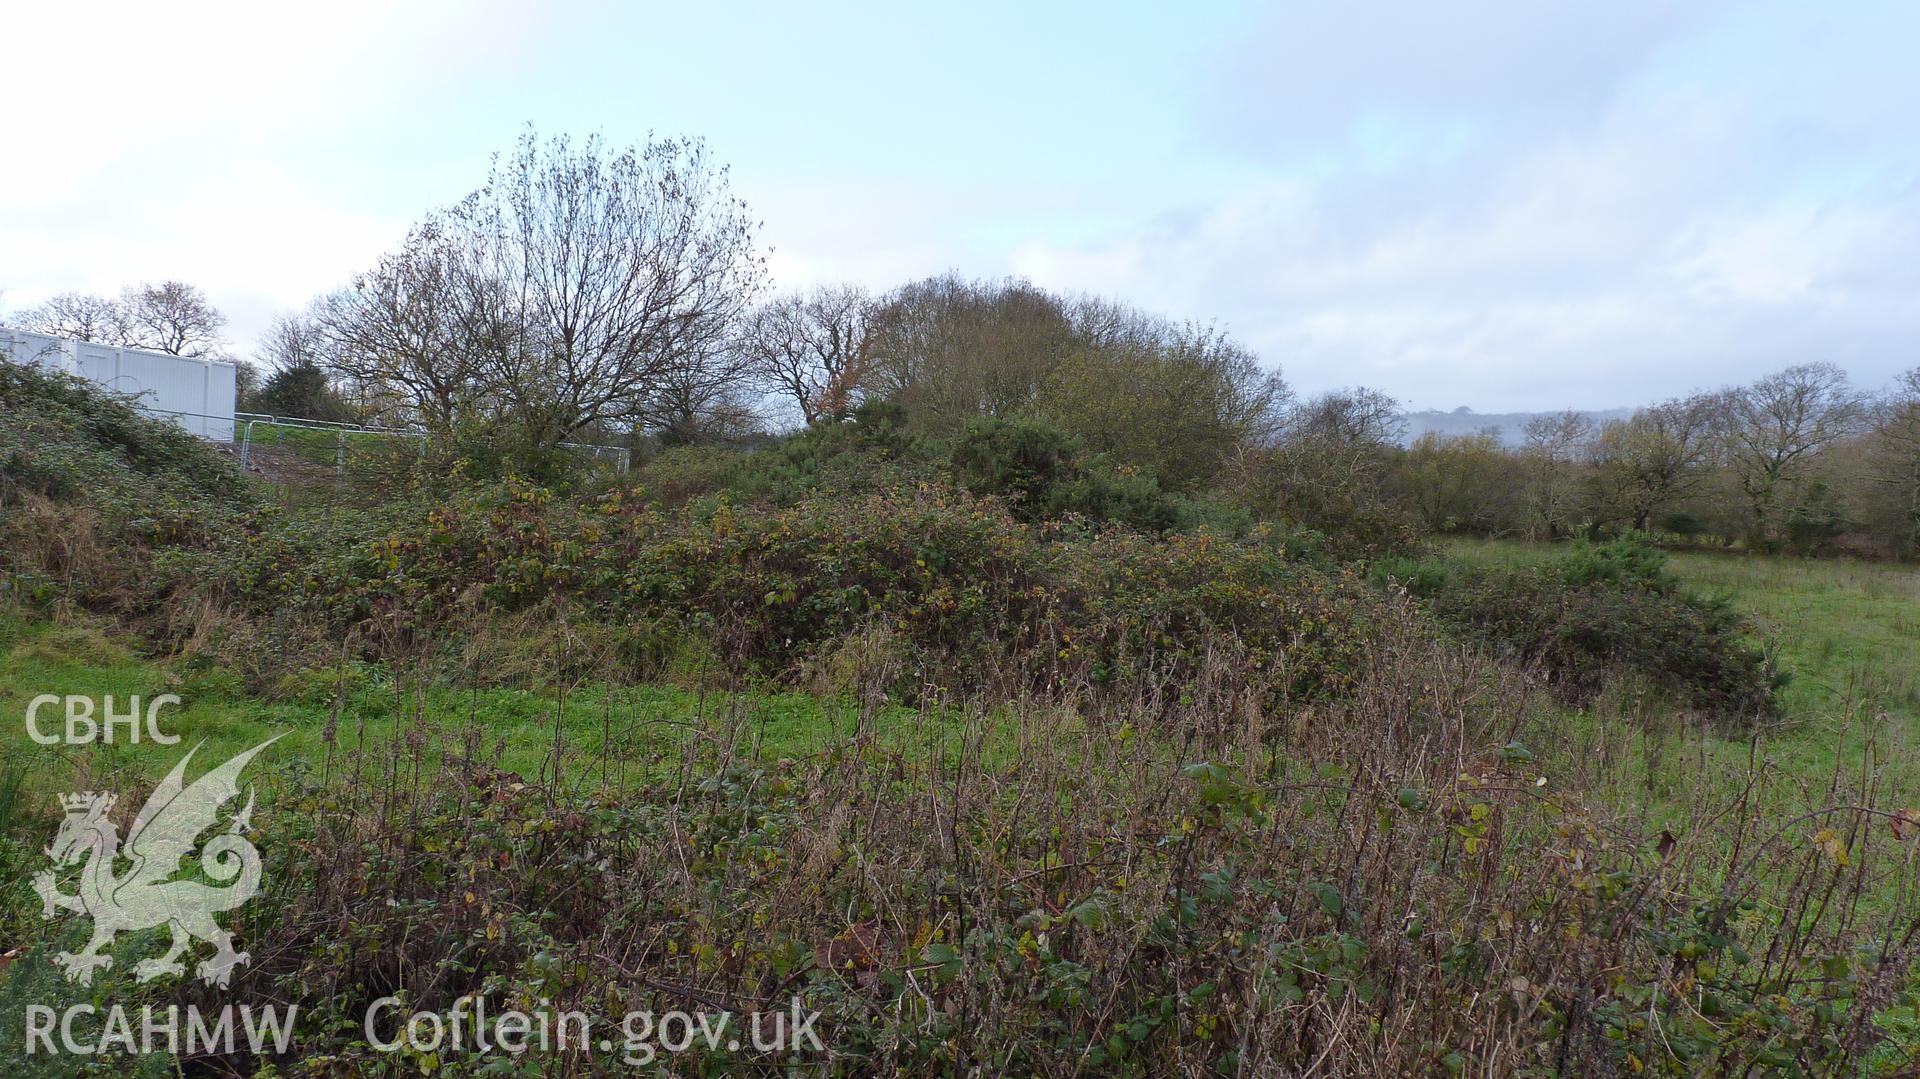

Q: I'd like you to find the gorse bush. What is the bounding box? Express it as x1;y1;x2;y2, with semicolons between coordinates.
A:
1390;537;1780;724
1430;569;1777;721
639;399;937;509
1557;530;1679;591
636;407;1246;537
946;415;1080;521
948;415;1249;535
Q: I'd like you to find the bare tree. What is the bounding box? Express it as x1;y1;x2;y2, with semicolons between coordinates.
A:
256;313;334;372
1588;395;1716;534
318;128;765;452
1399;430;1514;533
12;291;129;342
10;282;227;358
645;341;764;444
1519;410;1595;539
120;281;227;356
314;222;486;430
865;274;1075;431
1286;387;1405;447
737;284;874;426
1037;312;1290;489
1714;363;1867;547
1268;387;1406;510
1225;387;1414;553
461;128;765;449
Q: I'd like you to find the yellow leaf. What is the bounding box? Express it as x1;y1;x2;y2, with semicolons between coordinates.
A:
1813;828;1851;867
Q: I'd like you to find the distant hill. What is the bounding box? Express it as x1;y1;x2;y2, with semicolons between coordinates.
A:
1399;406;1635;447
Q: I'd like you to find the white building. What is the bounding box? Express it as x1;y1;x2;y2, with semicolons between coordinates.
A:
0;327;237;440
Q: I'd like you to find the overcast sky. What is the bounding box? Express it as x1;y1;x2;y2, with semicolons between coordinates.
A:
3;1;1915;411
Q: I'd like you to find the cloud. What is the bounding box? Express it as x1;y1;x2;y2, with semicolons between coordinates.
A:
4;0;1915;411
1213;0;1725;152
1011;2;1920;410
0;0;547;346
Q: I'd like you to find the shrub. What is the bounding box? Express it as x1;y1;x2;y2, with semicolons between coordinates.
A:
1400;538;1779;723
0;363;246;511
946;416;1081;520
636;409;1245;538
1058;526;1389;703
204;478;1394;708
947;415;1244;534
638;400;940;511
1557;530;1677;591
623;486;1052;674
68;646;1910;1077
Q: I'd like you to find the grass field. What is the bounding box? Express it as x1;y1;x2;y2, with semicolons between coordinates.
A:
0;615;1015;833
1445;537;1920;833
1661;549;1920;722
1445;538;1920;723
7;541;1911;828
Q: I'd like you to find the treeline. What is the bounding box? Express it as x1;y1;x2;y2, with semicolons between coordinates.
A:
11;127;1917;558
7;280;229;359
1389;363;1920;557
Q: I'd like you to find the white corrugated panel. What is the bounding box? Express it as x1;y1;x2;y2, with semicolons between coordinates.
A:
0;329;73;371
1;327;237;441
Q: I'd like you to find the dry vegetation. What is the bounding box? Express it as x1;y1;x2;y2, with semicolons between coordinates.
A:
3;361;1918;1076
3;125;1918;1073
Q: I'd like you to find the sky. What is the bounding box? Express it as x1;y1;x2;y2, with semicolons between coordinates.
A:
3;0;1915;412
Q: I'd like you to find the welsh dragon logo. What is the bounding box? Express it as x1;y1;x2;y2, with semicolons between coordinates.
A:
32;737;280;987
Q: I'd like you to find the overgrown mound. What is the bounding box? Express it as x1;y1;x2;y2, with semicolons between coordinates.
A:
206;479;1402;707
640;404;1251;537
1386;537;1780;724
0;362;254;610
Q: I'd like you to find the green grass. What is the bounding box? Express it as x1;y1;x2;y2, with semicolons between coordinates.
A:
1443;537;1920;833
0;614;1007;827
1660;550;1920;721
249;420;409;453
1443;538;1920;723
9;539;1910;833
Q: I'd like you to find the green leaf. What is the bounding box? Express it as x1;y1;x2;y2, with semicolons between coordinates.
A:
1498;741;1534;764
